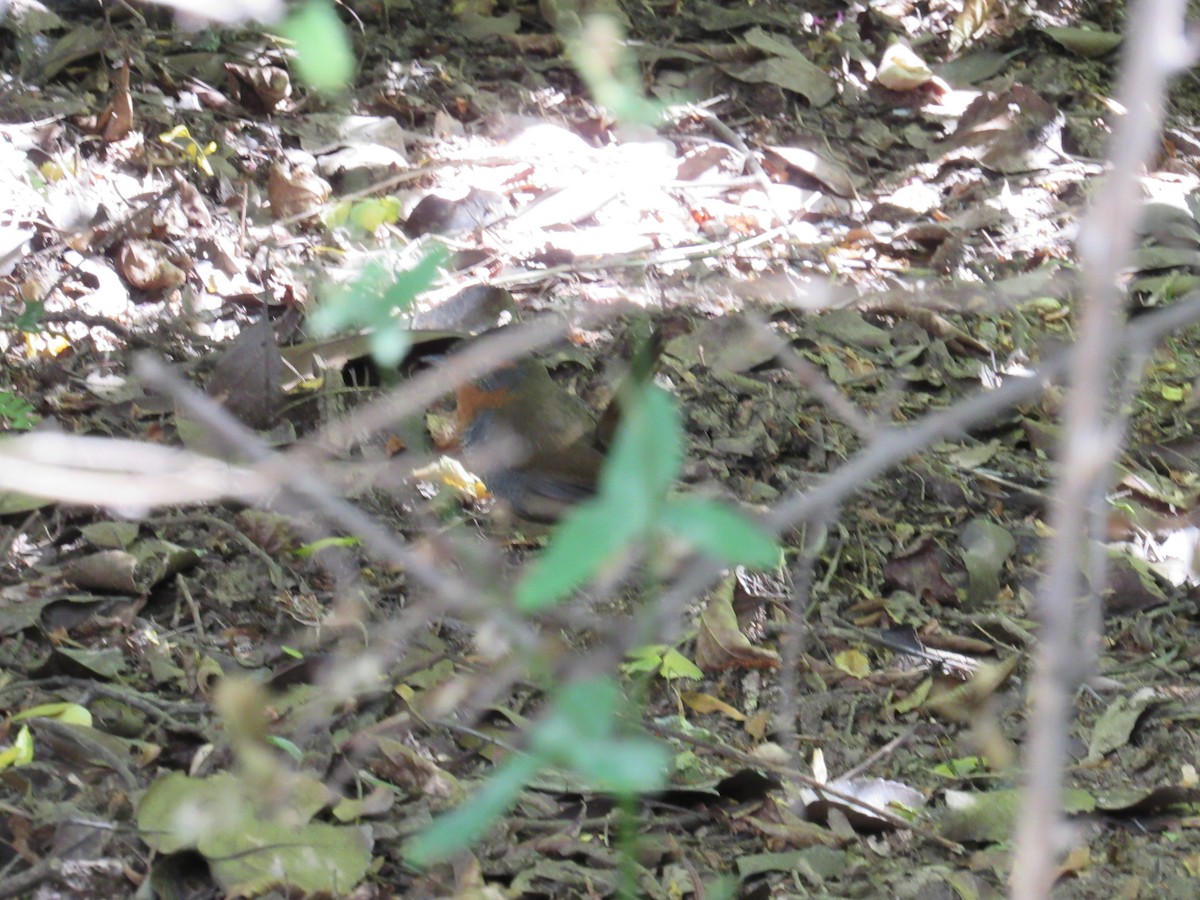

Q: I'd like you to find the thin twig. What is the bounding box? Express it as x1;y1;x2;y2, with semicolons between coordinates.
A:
1010;2;1198;895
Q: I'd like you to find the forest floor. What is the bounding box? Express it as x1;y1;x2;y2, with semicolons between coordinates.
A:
2;0;1200;897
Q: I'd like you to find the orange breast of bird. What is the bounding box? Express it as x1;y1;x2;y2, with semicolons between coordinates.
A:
455;360;604;522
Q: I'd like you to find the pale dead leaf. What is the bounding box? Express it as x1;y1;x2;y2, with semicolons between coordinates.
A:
695;575;781;672
116;239;187;292
680;691;747;721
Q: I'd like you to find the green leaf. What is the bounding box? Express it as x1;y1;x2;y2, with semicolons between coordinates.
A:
660;497;781;567
14;300;44;332
369;327;411;368
566;737;670;793
659;648;703;680
405;753;540;867
384;246;448;312
0;391;39;430
515;499;638;611
409;679;669;865
931;756;986;778
553;678;619;738
307;246;447;366
13;702;93;727
137;771;359;888
532;679;669;792
308;263;388;336
1161;384;1185;403
267;735;304;762
0;725;35;768
281;0;356;92
621;644;666;675
348;197;402;232
599;385;682;521
294;535;361;558
568;17;664;126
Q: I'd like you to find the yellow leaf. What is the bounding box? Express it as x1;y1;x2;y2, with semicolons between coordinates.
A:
412;457;491;502
833;648;871;678
680;691;746;721
659;648;702;680
0;725;34;769
13;702;93;727
158;125;192;143
25;332;70;358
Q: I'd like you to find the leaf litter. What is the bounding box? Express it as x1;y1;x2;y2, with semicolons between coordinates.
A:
1;0;1200;896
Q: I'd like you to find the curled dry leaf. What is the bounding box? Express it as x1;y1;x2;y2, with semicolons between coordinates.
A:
695;574;781;672
98;59;134;143
225;62;291;111
876;43;933;92
412;457;492;503
804;776;926;832
116;239;187;291
949;0;994;53
174;174;214;229
681;691;747;721
268;160;332;221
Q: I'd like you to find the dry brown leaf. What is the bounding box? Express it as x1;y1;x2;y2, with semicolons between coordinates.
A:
225;62;291;112
695;575;781;672
116;239;187;292
762;144;859;197
267;160;331;221
934;85;1064;173
98;59;133;143
206;320;284;430
949;0;995;53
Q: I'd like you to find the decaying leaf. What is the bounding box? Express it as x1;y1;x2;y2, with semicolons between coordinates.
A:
933;85;1065;173
412;456;492;503
876;42;933;92
695;574;781;671
205;320;285;430
723;27;836;107
681;691;747;721
268;158;332;220
116;239;187;292
96;58;133;143
225;61;292;111
948;0;995;53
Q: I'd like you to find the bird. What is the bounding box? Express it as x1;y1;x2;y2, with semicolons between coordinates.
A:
450;320;687;524
454;358;604;524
